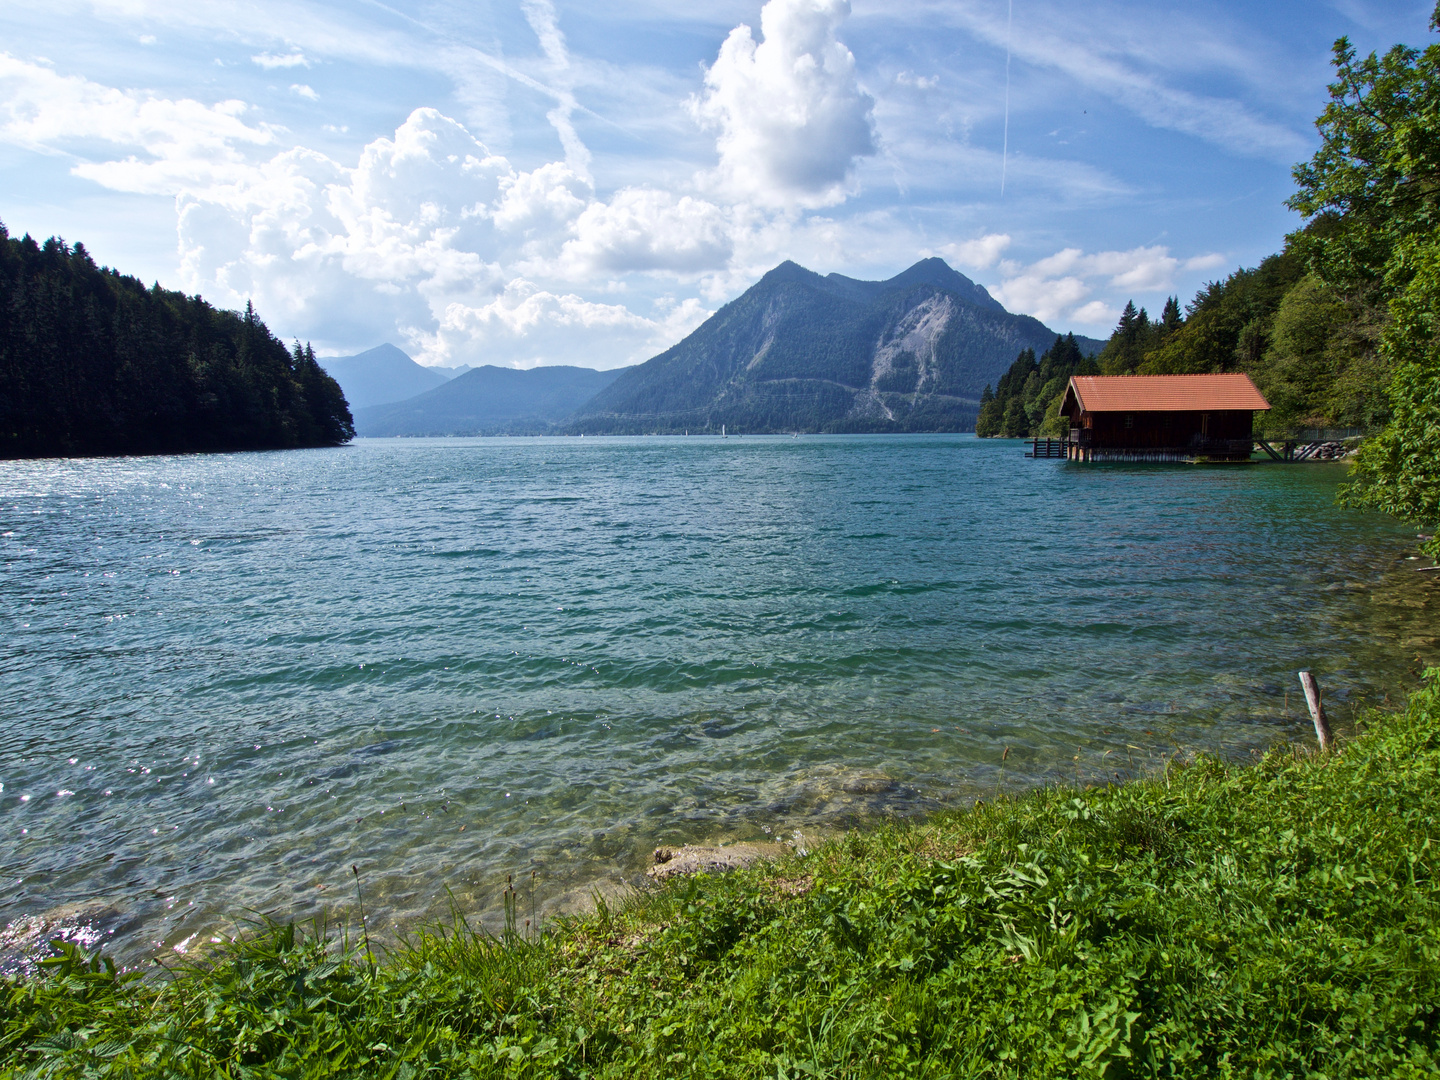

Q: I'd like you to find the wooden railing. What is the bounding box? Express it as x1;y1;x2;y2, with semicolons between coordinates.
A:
1027;438;1068;458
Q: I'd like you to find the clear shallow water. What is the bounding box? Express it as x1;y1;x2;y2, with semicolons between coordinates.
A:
1;435;1436;965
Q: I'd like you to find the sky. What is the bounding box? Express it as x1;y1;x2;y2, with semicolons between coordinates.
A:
1;1;1434;369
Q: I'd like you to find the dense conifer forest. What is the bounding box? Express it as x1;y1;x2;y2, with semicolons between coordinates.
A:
0;224;353;458
973;333;1097;437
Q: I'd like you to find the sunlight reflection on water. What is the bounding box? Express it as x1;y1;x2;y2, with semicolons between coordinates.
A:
0;434;1435;967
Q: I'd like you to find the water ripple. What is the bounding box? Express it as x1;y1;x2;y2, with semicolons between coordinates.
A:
1;434;1436;967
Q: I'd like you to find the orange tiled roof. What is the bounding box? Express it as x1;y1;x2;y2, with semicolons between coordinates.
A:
1065;373;1270;413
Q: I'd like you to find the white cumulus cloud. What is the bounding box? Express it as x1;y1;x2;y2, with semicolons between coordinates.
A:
0;58;728;367
989;244;1224;327
991;269;1092;324
557;189;733;278
936;233;1011;271
492;162;589;241
1071;300;1116;325
164;106;718;367
691;0;876;209
416;280;710;369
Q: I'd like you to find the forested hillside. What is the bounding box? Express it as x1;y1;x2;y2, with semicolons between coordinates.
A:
974;333;1097;437
319;344;453;411
356;364;623;436
980;236;1392;441
1102;238;1389;435
0;225;353;458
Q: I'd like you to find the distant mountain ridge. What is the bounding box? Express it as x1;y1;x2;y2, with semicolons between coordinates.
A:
319;344;456;410
812;257;1007;312
330;259;1098;438
355;364;624;436
568;258;1101;434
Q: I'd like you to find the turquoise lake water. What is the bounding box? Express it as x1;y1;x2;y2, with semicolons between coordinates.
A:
1;435;1436;965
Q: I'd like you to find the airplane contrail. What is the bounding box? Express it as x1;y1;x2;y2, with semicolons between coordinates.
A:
1002;0;1013;197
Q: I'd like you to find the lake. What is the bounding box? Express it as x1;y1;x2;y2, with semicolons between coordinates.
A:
1;434;1436;966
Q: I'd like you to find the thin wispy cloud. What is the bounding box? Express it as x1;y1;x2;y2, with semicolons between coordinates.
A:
885;0;1311;160
0;53;276;188
2;0;1388;362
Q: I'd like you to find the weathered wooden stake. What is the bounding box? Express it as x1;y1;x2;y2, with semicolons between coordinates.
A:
1298;670;1332;751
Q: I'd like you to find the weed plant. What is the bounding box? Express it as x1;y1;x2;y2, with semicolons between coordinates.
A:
5;672;1440;1077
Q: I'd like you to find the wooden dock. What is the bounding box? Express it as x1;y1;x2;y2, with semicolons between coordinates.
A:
1025;438;1069;459
1026;435;1357;463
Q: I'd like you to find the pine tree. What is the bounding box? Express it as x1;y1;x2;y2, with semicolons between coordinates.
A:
1117;301;1140;338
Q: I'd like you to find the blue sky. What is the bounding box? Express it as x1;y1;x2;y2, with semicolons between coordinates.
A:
0;0;1432;368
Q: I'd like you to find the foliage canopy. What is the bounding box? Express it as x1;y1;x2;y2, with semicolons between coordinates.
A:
975;334;1095;438
0;225;353;458
1286;6;1440;552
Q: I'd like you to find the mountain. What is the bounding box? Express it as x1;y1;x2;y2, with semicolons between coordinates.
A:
355;364;625;436
319;344;455;410
567;258;1102;434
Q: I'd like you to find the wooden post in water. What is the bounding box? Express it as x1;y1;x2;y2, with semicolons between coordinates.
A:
1298;670;1332;751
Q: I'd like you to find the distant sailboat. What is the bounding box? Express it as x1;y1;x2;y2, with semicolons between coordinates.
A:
722;424;726;438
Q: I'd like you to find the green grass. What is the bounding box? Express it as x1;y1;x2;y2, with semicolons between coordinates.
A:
6;673;1440;1078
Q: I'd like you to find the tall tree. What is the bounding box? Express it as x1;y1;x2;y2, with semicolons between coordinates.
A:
1099;301;1156;374
1287;7;1440;551
1288;4;1440;296
975;337;1097;438
1117;300;1142;338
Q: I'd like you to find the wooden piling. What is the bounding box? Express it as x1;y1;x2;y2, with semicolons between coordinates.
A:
1298;670;1332;751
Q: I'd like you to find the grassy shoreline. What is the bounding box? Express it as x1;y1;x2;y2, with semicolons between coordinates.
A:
5;672;1440;1078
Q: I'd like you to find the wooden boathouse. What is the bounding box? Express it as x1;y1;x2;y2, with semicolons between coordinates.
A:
1058;373;1271;462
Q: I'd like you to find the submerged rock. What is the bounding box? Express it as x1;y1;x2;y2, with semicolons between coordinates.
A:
647;842;788;880
841;775;898;795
